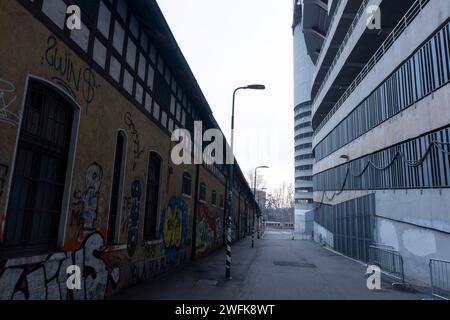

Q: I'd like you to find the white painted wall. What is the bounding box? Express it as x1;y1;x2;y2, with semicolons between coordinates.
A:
375;216;450;286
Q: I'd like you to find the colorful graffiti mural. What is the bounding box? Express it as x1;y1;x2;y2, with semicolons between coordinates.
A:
0;232;119;300
196;203;220;255
216;216;224;245
71;163;103;233
160;196;188;263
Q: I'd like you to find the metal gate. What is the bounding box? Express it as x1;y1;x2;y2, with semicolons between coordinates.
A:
315;194;375;262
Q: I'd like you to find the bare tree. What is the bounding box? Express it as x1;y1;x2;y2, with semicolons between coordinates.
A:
246;169;266;192
267;182;294;209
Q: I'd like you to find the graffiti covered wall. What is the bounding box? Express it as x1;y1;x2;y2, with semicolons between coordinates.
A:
196;203;223;256
0;0;257;300
160;196;189;264
0;232;120;300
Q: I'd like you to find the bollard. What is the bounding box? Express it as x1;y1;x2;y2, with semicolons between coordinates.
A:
251;226;255;248
225;215;232;280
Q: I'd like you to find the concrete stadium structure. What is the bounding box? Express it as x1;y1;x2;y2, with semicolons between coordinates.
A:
297;0;450;285
293;1;315;235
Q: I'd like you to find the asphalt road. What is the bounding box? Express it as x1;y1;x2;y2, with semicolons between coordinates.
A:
112;229;428;300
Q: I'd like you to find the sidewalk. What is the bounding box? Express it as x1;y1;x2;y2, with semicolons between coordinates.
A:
112;230;428;300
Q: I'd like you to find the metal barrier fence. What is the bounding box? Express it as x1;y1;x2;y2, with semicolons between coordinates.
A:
295;232;313;241
316;194;375;262
429;259;450;300
369;245;405;284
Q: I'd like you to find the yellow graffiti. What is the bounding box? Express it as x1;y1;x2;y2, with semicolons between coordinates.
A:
163;206;182;248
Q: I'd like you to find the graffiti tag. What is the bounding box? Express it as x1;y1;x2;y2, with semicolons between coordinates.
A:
160;197;188;264
0;232;119;300
72;163;103;232
127;178;143;257
44;35;98;113
0;78;19;126
124;112;144;171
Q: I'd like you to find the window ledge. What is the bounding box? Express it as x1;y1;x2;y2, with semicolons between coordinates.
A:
182;193;192;199
2;253;54;268
1;245;61;266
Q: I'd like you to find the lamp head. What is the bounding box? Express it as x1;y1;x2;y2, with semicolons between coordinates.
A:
246;84;266;90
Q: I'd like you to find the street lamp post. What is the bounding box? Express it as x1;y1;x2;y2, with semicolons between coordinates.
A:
257;187;267;239
252;166;268;248
225;84;265;280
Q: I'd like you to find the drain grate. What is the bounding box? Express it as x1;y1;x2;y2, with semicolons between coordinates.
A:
273;261;317;268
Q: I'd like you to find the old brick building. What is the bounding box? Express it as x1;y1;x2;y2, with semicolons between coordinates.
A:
0;0;259;299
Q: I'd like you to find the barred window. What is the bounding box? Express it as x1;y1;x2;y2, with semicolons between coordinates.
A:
182;172;192;196
3;81;74;252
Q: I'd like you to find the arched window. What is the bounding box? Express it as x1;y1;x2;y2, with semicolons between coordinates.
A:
107;131;127;244
181;172;192;196
3;80;74;251
143;152;161;241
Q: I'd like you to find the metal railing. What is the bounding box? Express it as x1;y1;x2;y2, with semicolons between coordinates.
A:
369;245;405;284
314;0;431;136
314;0;345;70
312;0;369;106
371;243;395;251
429;259;450;300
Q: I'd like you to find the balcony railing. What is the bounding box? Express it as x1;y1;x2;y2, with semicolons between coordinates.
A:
312;0;369;106
314;0;431;136
314;0;345;74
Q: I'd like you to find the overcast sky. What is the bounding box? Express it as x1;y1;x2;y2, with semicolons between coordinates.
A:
156;0;294;193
